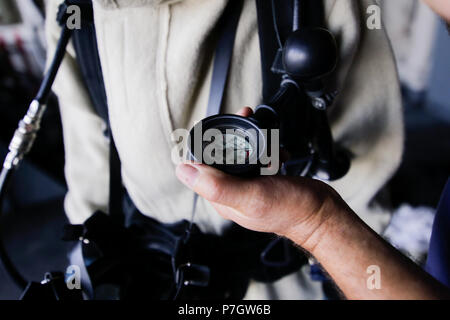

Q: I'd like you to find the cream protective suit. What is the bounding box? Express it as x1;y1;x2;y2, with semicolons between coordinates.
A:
45;0;404;299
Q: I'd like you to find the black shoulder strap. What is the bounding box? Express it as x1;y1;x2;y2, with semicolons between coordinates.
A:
206;0;244;116
69;0;109;124
67;0;124;223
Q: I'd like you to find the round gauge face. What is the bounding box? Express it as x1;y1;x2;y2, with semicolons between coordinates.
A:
202;130;256;165
188;114;267;176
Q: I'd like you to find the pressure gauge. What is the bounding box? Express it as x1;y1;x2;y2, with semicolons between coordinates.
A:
188;81;300;176
188;114;269;176
202;129;254;165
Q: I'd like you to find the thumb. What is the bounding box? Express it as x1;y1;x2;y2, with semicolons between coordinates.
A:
175;163;256;210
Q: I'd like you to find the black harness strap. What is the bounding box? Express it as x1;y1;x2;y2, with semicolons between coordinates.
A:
70;1;108;123
206;0;243;116
108;139;124;224
187;0;243;239
69;0;124;224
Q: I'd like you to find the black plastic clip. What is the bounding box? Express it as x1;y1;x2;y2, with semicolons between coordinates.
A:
175;262;210;288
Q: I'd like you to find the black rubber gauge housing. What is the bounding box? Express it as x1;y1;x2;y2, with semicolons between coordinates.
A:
188;114;269;176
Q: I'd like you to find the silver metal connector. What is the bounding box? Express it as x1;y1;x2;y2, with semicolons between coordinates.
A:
3;100;47;170
309;90;338;111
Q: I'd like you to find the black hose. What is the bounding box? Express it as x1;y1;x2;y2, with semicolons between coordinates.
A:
0;24;73;291
0;168;27;290
35;26;73;104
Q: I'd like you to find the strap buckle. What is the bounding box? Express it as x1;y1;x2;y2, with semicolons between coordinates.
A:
261;238;293;268
175;262;210;288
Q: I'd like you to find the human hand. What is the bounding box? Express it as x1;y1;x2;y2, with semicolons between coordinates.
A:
176;107;351;251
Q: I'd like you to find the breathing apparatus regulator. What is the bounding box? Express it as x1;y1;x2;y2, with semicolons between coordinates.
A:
188;0;350;179
0;0;350;299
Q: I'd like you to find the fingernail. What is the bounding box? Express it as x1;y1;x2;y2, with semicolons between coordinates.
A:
176;164;200;188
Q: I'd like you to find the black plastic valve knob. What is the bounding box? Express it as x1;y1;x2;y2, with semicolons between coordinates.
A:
282;28;338;82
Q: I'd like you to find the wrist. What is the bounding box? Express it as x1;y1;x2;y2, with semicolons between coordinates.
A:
283;194;356;255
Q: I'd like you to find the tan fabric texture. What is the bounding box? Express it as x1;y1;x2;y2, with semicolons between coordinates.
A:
45;0;404;299
379;0;438;92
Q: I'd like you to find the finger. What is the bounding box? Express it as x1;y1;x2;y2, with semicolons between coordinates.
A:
236;106;254;117
176;163;255;209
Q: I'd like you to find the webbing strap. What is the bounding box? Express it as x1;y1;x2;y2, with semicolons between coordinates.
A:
206;0;244;117
186;0;244;242
69;0;124;224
